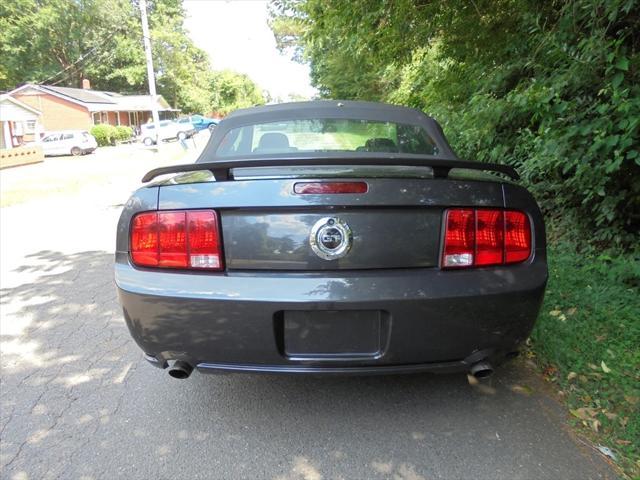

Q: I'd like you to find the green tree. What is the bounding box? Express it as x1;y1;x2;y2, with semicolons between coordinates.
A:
0;0;131;89
270;0;640;249
0;0;212;113
210;70;265;116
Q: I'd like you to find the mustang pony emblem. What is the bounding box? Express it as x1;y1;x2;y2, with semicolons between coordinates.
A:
309;217;353;260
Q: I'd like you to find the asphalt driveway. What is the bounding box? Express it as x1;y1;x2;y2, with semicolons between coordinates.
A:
0;144;618;480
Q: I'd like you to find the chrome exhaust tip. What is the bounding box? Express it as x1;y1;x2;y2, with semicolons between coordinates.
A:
469;361;494;379
168;360;193;379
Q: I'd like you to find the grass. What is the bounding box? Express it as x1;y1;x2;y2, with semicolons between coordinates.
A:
530;242;640;478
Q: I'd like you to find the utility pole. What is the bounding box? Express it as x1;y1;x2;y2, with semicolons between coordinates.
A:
139;0;160;143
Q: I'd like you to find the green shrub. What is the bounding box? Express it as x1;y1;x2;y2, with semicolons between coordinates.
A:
90;124;117;147
274;0;640;250
531;244;640;477
114;125;133;142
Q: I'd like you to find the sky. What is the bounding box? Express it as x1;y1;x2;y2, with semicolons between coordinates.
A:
183;0;316;101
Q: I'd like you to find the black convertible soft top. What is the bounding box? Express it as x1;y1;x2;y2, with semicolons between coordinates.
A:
142;100;519;182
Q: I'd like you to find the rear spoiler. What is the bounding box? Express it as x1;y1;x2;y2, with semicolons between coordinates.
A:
141;157;519;183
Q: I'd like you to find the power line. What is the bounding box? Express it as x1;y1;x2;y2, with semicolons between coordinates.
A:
38;29;123;86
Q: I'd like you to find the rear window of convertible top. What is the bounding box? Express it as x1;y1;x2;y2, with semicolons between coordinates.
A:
215;119;439;157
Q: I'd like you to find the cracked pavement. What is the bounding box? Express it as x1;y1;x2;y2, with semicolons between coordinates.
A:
0;142;619;480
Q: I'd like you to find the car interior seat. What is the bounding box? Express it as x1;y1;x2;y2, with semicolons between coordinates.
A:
360;137;398;153
254;132;294;152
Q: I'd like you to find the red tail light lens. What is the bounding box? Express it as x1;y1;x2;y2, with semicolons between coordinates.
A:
475;210;504;266
130;210;223;270
131;212;159;267
294;182;368;194
158;212;187;268
442;208;531;269
443;209;475;267
505;210;531;263
187;211;222;269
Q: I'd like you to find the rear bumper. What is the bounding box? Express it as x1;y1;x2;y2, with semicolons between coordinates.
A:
116;256;547;374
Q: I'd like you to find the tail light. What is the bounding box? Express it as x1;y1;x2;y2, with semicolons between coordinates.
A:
443;208;531;269
130;210;223;270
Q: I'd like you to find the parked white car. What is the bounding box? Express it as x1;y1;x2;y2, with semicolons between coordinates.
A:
40;130;98;156
140;120;196;146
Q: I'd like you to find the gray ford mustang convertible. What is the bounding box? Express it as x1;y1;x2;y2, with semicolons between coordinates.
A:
115;101;547;379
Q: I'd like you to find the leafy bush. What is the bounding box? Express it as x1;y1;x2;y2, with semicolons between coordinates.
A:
114;125;133;142
90;124;117;147
271;0;640;250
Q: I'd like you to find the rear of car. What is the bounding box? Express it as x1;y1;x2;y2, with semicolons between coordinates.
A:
115;101;547;379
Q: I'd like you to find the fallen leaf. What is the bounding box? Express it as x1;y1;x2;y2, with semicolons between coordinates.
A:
570;407;598;421
567;372;578;381
567;307;577;315
549;310;562;317
511;384;534;395
615;439;631;446
604;412;618;421
595;335;606;342
601;361;611;373
591;419;601;432
588;363;599;370
559;314;567;322
624;395;639;405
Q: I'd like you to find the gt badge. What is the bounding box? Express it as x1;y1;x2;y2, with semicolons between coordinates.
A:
309;217;352;260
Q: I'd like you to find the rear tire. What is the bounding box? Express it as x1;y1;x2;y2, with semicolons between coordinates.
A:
143;137;154;146
71;147;82;156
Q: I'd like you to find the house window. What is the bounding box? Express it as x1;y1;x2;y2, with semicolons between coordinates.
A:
115;112;121;126
92;112;101;125
128;111;140;127
25;120;37;134
12;122;24;136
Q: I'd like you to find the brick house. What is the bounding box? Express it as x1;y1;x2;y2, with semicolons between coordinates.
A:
7;81;178;140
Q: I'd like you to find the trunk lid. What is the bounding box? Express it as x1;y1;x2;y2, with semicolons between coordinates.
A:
157;168;505;271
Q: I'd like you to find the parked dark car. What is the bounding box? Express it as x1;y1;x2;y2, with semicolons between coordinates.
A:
115;101;547;380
